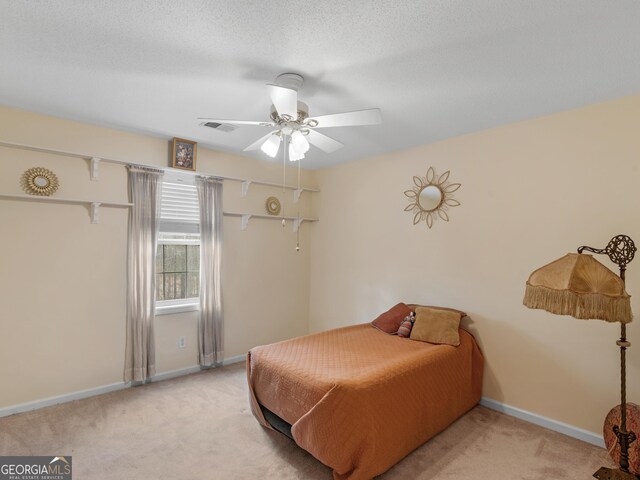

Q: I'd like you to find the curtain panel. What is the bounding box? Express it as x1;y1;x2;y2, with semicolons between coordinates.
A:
196;176;224;366
124;166;164;382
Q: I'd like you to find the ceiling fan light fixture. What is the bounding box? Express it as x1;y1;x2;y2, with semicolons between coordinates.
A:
261;134;281;158
289;144;304;162
291;130;310;154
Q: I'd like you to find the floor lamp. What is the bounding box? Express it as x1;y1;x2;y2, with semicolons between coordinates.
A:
523;235;638;480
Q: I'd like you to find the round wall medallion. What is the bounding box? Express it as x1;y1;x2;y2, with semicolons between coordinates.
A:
265;196;281;216
21;167;60;196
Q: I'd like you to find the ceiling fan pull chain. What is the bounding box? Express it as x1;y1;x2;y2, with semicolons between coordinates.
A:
282;135;287;227
296;155;301;252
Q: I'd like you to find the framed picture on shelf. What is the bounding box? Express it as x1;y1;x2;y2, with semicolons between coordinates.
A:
172;137;197;171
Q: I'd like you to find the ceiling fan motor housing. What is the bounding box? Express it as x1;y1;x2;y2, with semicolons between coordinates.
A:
274;72;304;91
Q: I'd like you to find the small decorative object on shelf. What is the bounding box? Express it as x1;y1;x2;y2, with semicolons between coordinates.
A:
21;167;59;196
404;166;460;228
172;137;197;171
265;196;281;216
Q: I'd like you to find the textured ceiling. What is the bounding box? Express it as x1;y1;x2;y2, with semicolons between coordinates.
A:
1;1;639;169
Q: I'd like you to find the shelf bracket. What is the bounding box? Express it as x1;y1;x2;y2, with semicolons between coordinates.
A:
293;218;302;233
241;180;251;197
241;214;251;230
90;202;101;224
293;188;303;203
90;157;101;181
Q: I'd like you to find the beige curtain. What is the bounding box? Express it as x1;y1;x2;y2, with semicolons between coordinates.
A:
196;176;224;366
124;166;164;382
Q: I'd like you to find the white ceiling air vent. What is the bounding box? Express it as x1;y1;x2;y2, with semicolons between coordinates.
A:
200;121;238;133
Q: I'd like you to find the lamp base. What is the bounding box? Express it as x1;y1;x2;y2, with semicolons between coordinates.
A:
593;467;640;479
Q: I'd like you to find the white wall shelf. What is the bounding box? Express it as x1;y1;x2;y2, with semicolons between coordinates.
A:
0;193;133;224
0;140;320;202
238;180;317;203
223;211;318;231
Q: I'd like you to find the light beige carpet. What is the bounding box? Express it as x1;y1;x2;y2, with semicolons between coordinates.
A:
0;362;614;479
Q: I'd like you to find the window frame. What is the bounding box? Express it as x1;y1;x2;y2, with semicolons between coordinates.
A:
155;297;200;315
155;175;201;316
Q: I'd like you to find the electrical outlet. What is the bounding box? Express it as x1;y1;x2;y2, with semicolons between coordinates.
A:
178;336;186;349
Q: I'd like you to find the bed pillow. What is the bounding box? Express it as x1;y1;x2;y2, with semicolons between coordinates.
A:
409;306;463;346
397;313;415;337
407;304;467;318
371;303;413;334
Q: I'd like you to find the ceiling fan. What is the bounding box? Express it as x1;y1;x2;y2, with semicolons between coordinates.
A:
198;73;382;161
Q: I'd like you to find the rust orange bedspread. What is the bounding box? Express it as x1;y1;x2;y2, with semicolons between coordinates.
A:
247;324;484;480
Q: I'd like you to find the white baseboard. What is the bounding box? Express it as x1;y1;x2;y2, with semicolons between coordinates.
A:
0;354;248;419
0;382;128;418
480;397;605;448
151;365;202;382
222;354;246;366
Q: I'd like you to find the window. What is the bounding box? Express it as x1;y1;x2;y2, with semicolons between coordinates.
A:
156;234;200;301
155;177;200;315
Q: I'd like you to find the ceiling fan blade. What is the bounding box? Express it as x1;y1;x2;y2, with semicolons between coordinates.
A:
267;84;298;119
198;118;275;127
306;129;344;154
307;108;382;128
244;131;278;151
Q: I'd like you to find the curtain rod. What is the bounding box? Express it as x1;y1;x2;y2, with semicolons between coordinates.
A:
0;140;319;193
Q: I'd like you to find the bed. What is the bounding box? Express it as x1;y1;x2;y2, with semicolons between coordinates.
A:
246;309;484;480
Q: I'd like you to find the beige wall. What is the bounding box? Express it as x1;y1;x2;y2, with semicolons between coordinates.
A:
309;95;640;435
3;95;640;438
0;105;316;408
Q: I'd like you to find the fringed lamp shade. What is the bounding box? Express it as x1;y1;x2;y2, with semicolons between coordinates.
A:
524;253;632;323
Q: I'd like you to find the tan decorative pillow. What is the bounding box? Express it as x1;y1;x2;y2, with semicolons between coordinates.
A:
409;306;463;346
407;304;466;317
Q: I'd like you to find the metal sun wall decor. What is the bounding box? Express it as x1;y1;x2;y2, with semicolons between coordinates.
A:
404;166;460;228
21;167;60;196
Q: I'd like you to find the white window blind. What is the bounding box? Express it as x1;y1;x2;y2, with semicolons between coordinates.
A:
160;181;200;234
